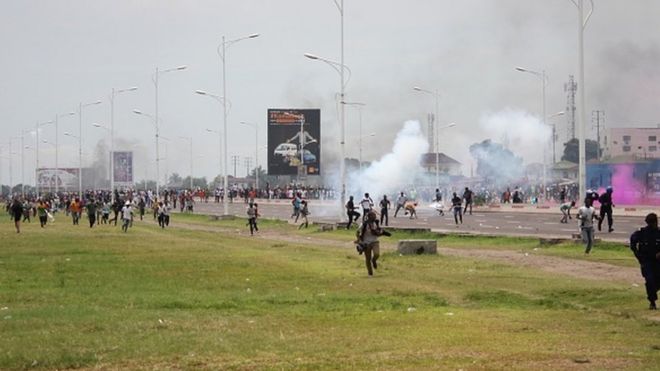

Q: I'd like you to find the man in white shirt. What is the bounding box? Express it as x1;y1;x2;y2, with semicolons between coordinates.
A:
121;201;133;233
394;192;406;217
360;193;374;221
577;198;600;254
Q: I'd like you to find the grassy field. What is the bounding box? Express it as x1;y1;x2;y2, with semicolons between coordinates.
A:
1;211;658;370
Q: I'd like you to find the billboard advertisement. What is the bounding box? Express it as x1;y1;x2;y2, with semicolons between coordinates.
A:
112;151;134;186
267;109;321;176
36;168;79;191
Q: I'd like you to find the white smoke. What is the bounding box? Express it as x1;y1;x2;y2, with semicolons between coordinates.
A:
347;120;429;199
478;108;552;164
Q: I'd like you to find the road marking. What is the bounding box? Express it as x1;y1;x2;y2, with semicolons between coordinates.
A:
561;228;578;232
543;222;557;225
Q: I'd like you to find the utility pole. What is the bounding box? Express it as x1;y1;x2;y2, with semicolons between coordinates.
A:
592;110;604;161
244;157;252;178
427;113;435;152
231;155;239;177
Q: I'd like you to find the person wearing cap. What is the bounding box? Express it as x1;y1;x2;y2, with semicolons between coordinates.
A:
598;186;615;233
630;213;660;310
121;201;133;232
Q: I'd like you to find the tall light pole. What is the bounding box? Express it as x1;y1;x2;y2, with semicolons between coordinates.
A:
41;140;56;193
570;0;594;202
413;86;443;189
355;132;375;170
304;52;351;217
77;100;102;196
515;66;548;200
54;111;76;193
34;120;53;197
240;121;260;192
179;136;193;189
341;101;366;171
109;86;138;194
132;109;162;195
153;65;187;198
547;111;565;164
63;131;82;196
216;33;259;216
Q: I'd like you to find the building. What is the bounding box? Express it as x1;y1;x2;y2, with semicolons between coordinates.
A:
420;153;462;176
550;161;578;181
606;127;660;160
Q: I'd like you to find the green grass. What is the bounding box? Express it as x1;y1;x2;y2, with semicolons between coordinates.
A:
0;210;658;369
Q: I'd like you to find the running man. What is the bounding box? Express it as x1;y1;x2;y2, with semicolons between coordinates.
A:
345;196;361;229
379;195;390;226
121;201;133;232
451;192;463;225
598;186;615;233
463;187;473;215
394;192;406;217
360;193;374;221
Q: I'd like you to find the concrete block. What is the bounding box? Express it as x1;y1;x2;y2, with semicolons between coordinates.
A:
397;239;437;255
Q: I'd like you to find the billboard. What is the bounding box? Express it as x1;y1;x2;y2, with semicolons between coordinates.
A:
36;168;79;191
267;109;321;176
112;151;134;186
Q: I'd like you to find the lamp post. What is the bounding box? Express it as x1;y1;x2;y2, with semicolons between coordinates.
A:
304;52;351;217
547;111;565;164
109;87;138;194
179;136;193;189
77;100;102;196
341;101;366;171
41;139;56;193
63;131;82;196
34;120;53;197
152;65;187;198
54;111;76;193
240;121;260;192
515;66;548;200
196;90;233;215
570;0;594;202
132;109;162;195
216;33;259;216
355;132;376;170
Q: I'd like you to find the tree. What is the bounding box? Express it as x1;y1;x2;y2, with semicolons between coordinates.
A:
167;173;183;187
469;139;523;184
561;138;601;163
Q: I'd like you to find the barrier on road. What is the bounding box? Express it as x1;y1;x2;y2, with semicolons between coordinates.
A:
397;240;437;255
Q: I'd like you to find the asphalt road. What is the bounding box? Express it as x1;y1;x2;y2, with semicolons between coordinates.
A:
190;200;643;243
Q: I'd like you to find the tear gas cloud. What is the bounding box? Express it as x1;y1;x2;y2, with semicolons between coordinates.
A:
346;120;429;199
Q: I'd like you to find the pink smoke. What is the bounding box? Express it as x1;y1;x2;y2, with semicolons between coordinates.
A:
597;164;660;206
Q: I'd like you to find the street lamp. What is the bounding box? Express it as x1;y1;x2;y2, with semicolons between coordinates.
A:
353;132;376;171
341;101;366;171
179;136;193;189
304;52;351;218
54;111;76;193
240;121;260;192
547;111;565;163
132;109;163;196
77;100;102;196
41;139;56;193
34;120;53;197
215;33;260;216
152;65;187;198
109;86;138;195
569;0;595;202
63;131;82;196
515;65;548;200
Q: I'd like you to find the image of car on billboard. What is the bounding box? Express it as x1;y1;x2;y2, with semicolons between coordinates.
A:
267;109;320;176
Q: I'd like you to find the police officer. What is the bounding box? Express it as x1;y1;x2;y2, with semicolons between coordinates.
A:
630;213;660;310
598;186;615;232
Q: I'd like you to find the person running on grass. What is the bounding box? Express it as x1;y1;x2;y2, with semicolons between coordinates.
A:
246;202;259;235
298;200;310;229
345;195;361;229
577;197;600;254
559;200;576;224
356;210;383;276
121;201;133;233
86;198;97;228
630;213;660;310
10;197;23;233
37;199;48;228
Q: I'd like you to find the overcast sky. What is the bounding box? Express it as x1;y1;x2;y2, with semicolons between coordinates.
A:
1;0;659;186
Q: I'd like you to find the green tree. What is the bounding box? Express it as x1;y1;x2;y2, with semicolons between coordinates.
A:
561;138;601;163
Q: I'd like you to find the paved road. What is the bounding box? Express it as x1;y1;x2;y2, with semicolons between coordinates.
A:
190;200;644;243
